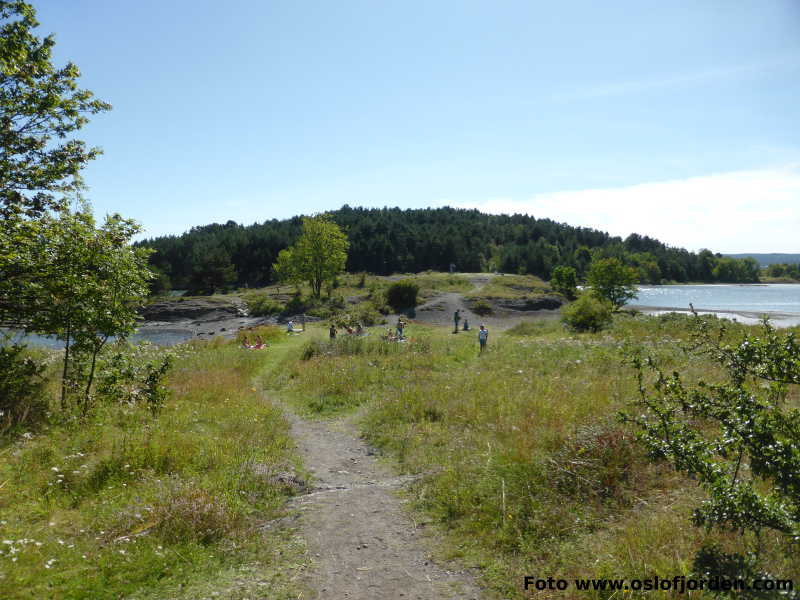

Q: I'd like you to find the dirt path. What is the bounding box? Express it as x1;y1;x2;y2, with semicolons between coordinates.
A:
409;273;559;332
284;408;483;599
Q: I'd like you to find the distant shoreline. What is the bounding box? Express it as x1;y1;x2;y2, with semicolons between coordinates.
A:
630;305;800;328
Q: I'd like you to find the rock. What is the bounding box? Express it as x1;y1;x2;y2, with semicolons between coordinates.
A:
491;295;565;311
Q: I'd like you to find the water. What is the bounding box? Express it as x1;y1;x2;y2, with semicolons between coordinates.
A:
631;284;800;326
2;327;194;349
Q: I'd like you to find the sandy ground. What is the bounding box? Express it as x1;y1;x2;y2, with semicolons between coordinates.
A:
284;408;484;600
396;274;560;334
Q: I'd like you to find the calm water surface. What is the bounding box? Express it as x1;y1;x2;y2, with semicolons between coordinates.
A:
3;327;194;349
632;284;800;325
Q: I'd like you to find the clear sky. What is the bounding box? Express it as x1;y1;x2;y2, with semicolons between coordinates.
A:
34;0;800;252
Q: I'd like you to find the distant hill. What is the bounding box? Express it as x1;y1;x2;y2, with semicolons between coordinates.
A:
725;254;800;267
137;206;763;292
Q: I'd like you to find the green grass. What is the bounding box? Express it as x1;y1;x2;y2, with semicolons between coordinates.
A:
466;273;550;300
0;332;309;599
269;314;800;598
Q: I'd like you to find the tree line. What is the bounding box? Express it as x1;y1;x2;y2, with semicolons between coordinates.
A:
138;206;761;293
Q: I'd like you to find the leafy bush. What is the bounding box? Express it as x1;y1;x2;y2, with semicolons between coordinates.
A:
472;299;493;315
624;316;800;578
242;292;283;316
94;343;176;414
332;303;386;328
386;280;419;310
550;265;578;299
0;342;48;433
587;257;638;309
560;292;613;332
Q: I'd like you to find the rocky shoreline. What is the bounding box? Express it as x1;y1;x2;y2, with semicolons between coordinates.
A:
138;297;322;342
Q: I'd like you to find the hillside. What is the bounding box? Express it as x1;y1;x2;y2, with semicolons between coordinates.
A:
137;206;761;293
725;253;800;266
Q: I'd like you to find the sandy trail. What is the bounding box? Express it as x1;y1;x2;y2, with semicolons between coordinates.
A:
408;273;559;332
285;408;483;600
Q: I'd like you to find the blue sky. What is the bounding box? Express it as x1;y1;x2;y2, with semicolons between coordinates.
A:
34;0;800;252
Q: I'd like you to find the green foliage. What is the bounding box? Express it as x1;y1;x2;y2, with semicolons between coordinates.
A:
561;292;613;332
0;340;47;431
0;1;111;208
94;345;175;416
187;242;237;295
471;299;493;315
0;2;153;417
623;316;800;575
550;265;578;299
385;280;419;310
242;292;283;316
139;208;766;290
587;257;638;309
0;339;304;599
765;262;800;280
272;215;349;298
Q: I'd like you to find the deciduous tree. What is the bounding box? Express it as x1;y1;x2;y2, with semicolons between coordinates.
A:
586;257;638;310
272;215;349;298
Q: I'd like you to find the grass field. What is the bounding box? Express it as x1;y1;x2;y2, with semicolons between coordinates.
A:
269;314;800;599
0;329;309;600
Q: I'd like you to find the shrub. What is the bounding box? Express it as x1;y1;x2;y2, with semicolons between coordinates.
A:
386;280;419;310
242;292;283;316
0;342;48;433
560;292;613;332
550;265;578;299
624;317;800;575
151;480;238;545
472;299;493;315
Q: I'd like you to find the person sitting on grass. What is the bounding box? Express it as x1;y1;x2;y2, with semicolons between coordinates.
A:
253;335;266;350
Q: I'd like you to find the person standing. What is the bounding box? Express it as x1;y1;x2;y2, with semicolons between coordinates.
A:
329;324;337;339
478;324;489;353
396;318;405;339
453;309;461;333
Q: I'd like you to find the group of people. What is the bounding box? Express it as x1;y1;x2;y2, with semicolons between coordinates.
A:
242;312;487;352
454;310;488;352
241;335;267;350
329;322;366;339
380;318;408;342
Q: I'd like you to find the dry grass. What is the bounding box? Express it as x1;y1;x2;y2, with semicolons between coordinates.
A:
0;337;306;599
271;314;800;598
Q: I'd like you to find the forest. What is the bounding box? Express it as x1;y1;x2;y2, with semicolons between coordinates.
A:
137;205;762;293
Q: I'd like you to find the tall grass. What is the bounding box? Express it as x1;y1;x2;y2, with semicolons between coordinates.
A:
0;337;306;599
272;315;800;598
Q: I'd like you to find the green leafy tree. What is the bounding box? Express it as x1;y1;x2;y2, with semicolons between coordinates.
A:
29;207;152;411
560;291;612;332
550;265;578;299
586;257;638;309
0;0;110;326
0;1;110;204
624;316;800;577
272;215;349;298
188;242;237;295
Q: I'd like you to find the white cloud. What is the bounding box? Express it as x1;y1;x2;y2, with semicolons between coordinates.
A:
448;166;800;253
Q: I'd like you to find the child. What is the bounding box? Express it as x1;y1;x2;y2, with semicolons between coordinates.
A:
478;324;489;353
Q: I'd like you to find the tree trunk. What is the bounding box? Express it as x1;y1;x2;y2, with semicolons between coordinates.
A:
82;337;106;416
60;319;71;411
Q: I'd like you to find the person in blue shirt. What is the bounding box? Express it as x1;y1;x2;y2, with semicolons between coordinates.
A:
478;324;488;353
